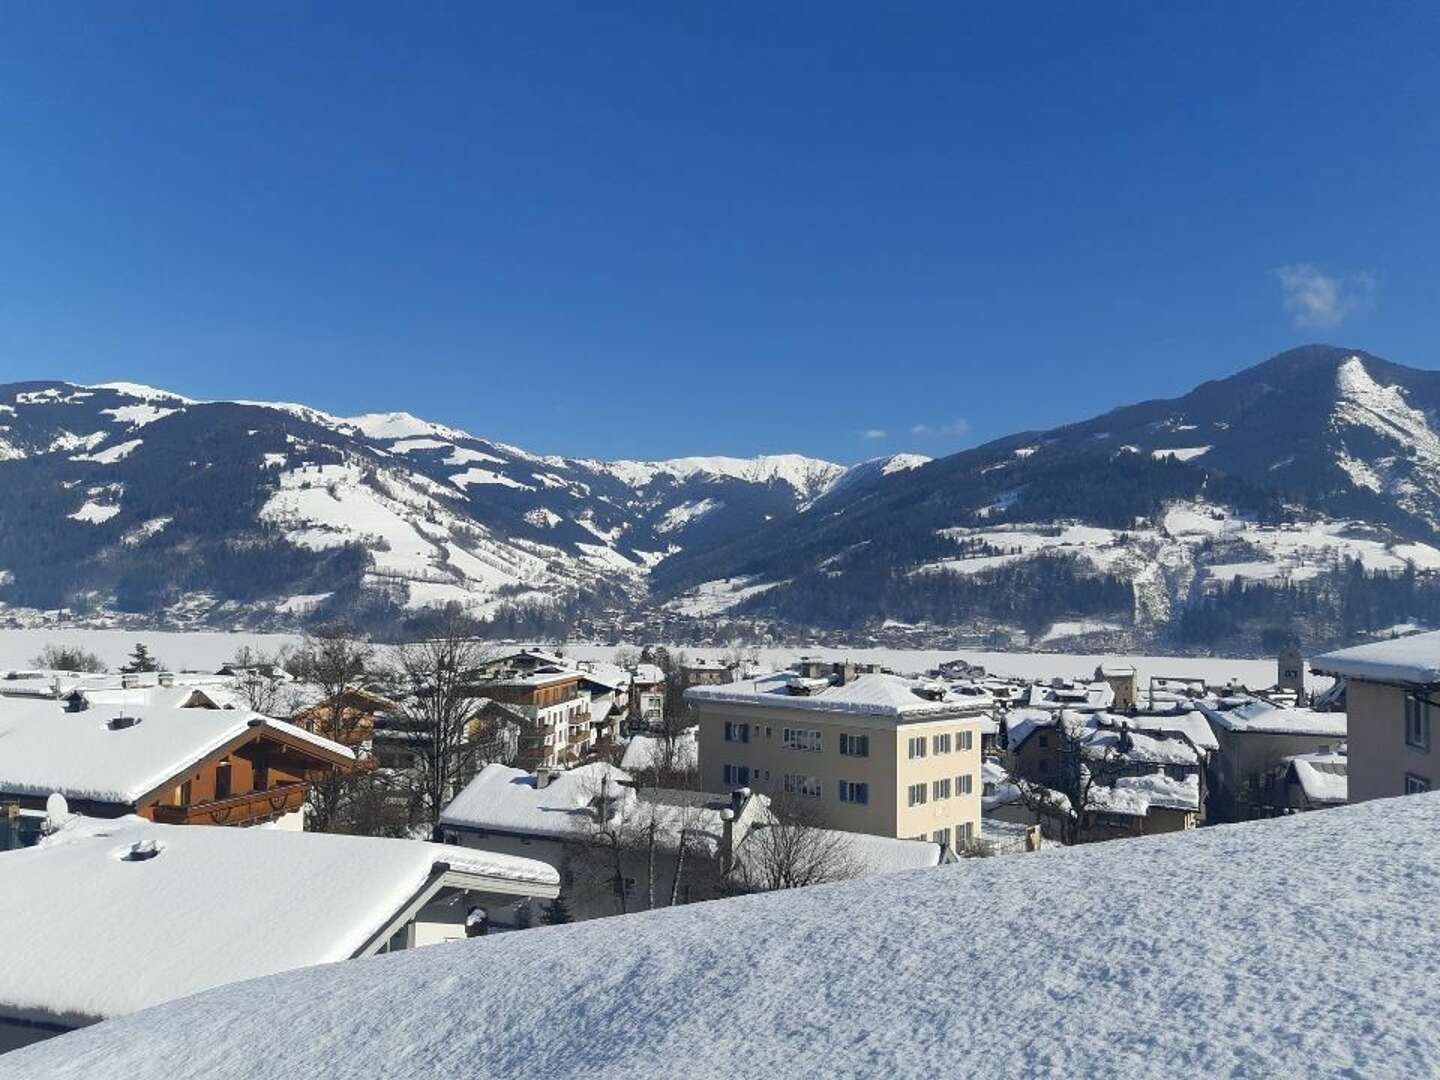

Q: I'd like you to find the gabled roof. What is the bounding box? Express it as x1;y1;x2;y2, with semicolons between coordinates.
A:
0;691;353;807
1313;630;1440;685
16;793;1439;1079
0;815;557;1027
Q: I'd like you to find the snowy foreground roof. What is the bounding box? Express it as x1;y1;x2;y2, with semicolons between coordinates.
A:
11;794;1440;1079
1313;629;1440;685
685;671;987;719
0;816;558;1029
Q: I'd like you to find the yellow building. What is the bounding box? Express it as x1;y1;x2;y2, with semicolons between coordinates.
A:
687;671;986;849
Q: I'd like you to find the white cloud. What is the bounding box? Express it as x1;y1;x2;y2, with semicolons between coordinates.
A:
911;418;969;437
860;428;888;440
1273;263;1376;329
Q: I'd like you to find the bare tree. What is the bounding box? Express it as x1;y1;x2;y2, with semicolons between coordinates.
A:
225;644;293;716
288;625;374;833
1008;712;1125;845
729;792;862;892
31;644;106;673
567;766;634;916
386;618;498;824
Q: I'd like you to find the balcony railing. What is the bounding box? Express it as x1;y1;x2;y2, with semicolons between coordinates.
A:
151;782;308;826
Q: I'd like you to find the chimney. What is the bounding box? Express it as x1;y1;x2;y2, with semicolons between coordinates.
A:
158;672;175;688
121;672;139;690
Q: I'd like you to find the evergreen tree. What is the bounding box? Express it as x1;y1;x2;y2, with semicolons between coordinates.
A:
121;642;162;673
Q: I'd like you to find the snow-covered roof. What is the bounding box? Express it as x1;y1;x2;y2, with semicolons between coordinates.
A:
0;693;352;805
1082;724;1199;767
1095;772;1201;815
439;762;631;839
1200;699;1347;737
1313;630;1440;685
1002;706;1055;747
620;730;699;772
0;815;556;1027
1096;709;1219;753
17;794;1440;1079
1285;752;1348;805
631;663;665;686
686;672;988;720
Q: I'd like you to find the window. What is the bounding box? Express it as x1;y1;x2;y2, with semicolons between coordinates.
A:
957;773;973;796
1038;733;1049;749
724;721;750;744
932;778;952;801
840;733;870;757
958;730;974;752
838;780;870;805
907;782;927;807
1406;773;1431;795
784;774;821;798
1406;695;1431;751
722;764;751;787
783;728;823;752
933;733;952;754
933;827;951;847
958;822;974;848
214;760;231;800
907;736;927;760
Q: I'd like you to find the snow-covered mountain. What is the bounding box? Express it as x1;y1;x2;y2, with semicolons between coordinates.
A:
8;346;1440;650
650;346;1440;650
0;379;896;630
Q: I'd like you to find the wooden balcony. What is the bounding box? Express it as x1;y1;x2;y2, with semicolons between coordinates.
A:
151;782;309;826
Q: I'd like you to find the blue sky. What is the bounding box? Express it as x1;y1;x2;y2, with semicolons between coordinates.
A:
0;3;1436;463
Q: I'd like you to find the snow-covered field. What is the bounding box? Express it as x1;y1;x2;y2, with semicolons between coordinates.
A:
9;793;1439;1079
0;629;303;672
0;629;1334;691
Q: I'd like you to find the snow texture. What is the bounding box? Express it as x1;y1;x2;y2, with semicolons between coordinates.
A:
10;793;1440;1079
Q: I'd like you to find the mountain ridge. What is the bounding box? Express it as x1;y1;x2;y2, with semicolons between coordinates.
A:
5;345;1440;651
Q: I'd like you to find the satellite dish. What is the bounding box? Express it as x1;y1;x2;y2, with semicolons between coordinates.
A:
44;792;69;833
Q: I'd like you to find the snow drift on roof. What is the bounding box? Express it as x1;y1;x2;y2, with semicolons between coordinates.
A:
1313;629;1440;685
12;793;1440;1079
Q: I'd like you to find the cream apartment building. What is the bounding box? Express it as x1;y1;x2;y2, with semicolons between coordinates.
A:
687;671;986;849
1314;633;1440;802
